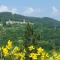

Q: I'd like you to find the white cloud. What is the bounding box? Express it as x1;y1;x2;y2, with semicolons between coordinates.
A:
23;7;34;15
0;5;41;16
0;5;9;12
22;7;41;16
11;8;18;14
0;5;18;14
52;6;59;16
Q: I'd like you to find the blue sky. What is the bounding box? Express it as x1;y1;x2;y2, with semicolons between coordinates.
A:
0;0;60;20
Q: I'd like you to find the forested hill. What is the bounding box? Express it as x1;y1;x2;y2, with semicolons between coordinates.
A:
0;12;60;49
0;12;60;28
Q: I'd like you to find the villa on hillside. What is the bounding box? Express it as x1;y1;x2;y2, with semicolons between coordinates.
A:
6;19;34;25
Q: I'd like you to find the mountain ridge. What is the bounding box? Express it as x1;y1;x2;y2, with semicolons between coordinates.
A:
0;12;60;28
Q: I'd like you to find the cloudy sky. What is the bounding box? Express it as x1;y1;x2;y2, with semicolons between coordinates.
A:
0;0;60;20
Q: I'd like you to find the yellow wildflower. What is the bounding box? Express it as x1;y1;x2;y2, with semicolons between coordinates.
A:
2;47;9;56
41;52;49;60
12;46;20;54
6;40;12;49
28;45;35;51
37;47;44;55
29;53;37;60
14;52;25;60
53;51;60;60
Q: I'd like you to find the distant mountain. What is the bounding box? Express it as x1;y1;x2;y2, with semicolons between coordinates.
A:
0;12;60;28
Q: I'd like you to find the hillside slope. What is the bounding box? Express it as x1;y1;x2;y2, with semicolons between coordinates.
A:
0;12;60;28
0;12;60;49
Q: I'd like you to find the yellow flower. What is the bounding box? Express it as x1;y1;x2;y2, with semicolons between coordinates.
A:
53;51;60;60
41;52;49;60
37;47;44;55
14;52;25;60
13;53;19;59
12;46;20;54
41;52;45;58
19;53;25;60
6;40;12;49
28;45;35;51
19;52;25;59
45;53;49;57
55;55;60;60
29;53;37;60
2;47;9;56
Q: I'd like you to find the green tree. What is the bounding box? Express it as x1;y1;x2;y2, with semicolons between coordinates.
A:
24;23;33;47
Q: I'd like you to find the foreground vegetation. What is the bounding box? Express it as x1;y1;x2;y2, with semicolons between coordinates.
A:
0;40;60;60
0;22;60;60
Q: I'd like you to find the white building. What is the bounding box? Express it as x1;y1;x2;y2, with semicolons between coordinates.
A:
6;19;34;25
